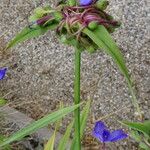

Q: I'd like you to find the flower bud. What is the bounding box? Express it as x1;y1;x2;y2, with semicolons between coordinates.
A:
86;46;96;53
67;0;76;6
53;12;63;21
88;21;98;30
95;0;109;10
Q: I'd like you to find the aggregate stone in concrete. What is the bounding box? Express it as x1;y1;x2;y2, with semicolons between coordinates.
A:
0;0;149;149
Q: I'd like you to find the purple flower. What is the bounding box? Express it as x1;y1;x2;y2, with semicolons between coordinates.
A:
79;0;93;6
92;121;128;143
0;68;7;80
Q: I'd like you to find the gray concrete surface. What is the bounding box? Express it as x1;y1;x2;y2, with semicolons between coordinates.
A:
0;106;71;149
0;0;150;149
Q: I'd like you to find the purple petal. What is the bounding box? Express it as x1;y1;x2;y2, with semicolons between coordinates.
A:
93;121;107;133
101;129;111;142
92;121;110;142
79;0;93;6
107;129;128;142
0;68;7;80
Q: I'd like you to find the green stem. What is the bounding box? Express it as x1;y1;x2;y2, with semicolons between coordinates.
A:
74;48;81;150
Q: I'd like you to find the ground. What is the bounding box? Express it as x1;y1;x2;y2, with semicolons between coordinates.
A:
0;0;149;149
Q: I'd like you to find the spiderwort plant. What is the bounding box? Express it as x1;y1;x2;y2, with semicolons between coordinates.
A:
93;121;128;149
3;0;142;149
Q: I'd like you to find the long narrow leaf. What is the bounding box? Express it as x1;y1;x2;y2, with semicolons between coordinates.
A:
0;103;82;147
57;100;91;150
44;131;56;150
121;121;150;136
57;121;74;150
83;26;141;114
44;122;59;150
44;102;63;150
0;135;11;150
71;100;91;149
6;23;58;49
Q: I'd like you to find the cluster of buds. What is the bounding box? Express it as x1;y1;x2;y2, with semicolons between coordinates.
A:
29;0;121;53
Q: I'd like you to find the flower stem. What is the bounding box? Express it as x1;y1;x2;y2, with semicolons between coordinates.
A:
74;47;81;150
102;143;106;150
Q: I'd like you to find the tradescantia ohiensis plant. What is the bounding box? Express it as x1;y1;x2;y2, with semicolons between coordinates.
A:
3;0;143;149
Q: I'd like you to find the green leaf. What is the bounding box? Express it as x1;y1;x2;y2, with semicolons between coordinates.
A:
44;118;61;150
0;98;7;106
83;25;141;114
44;130;56;150
83;25;130;84
57;120;74;150
130;130;142;142
80;100;91;138
0;103;82;147
0;135;11;150
44;102;63;150
6;23;58;49
143;121;150;129
71;100;91;150
139;142;150;150
57;100;91;150
122;121;150;136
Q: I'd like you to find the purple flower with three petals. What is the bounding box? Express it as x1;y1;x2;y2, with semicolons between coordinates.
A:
92;121;128;143
0;68;7;80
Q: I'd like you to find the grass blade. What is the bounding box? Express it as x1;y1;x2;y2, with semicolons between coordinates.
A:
0;103;82;147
